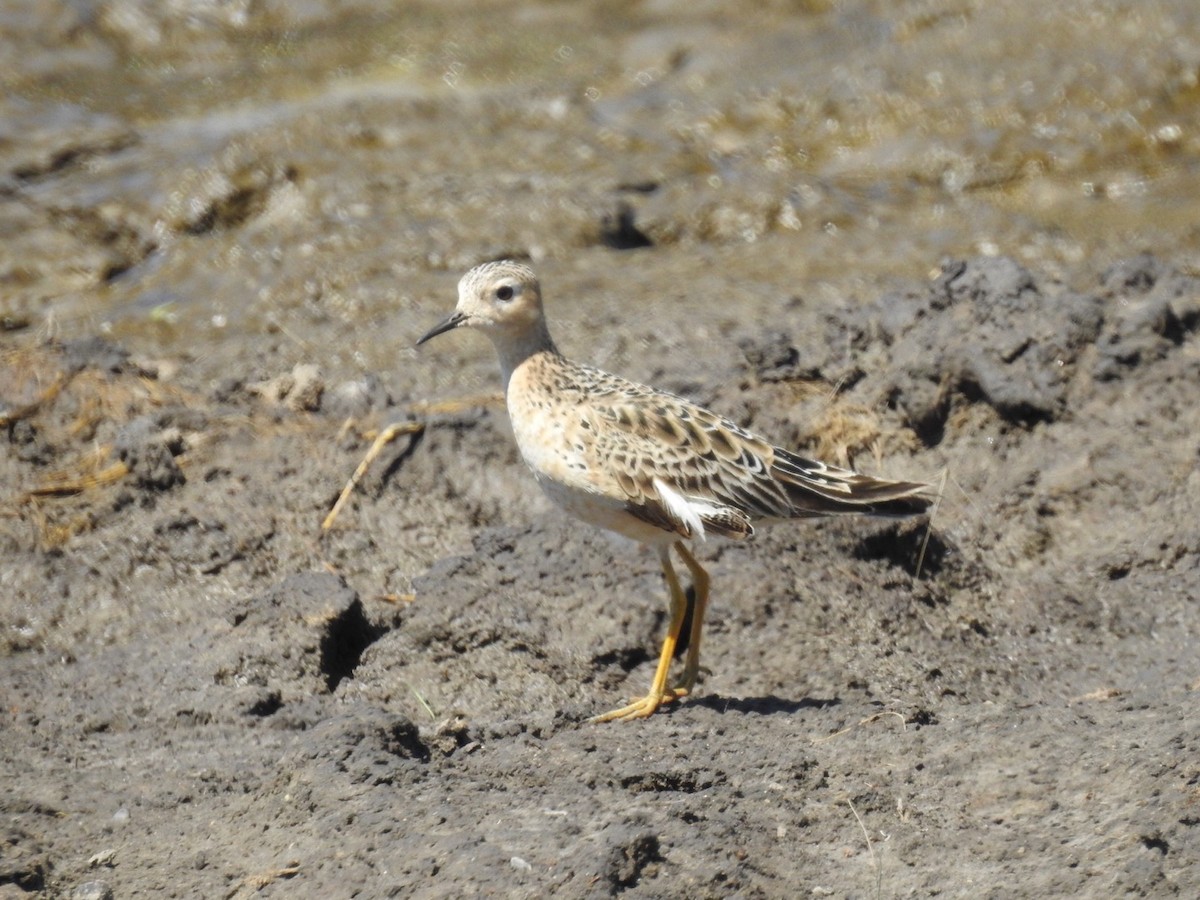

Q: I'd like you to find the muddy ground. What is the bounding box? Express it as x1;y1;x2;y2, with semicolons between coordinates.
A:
3;1;1200;897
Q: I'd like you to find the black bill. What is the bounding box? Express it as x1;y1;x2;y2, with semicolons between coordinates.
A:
416;310;468;347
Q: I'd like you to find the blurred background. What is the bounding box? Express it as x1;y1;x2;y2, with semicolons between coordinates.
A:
3;0;1198;384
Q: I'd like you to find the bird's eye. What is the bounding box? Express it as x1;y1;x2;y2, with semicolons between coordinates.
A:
495;285;514;302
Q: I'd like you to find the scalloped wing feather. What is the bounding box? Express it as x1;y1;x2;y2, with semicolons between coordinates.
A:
568;360;930;531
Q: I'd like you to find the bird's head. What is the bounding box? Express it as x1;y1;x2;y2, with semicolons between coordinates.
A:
416;260;545;347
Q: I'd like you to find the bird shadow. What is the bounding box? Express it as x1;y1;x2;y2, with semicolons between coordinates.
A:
689;694;841;716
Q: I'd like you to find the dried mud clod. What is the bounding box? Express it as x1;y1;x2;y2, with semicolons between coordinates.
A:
873;257;1106;443
216;572;391;705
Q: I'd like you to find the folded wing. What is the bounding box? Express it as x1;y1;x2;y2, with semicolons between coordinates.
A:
575;369;930;541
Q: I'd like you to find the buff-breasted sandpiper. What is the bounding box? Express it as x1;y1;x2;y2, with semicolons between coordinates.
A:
417;260;931;723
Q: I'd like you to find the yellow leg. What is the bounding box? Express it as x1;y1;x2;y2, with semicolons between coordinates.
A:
589;546;689;723
672;541;710;694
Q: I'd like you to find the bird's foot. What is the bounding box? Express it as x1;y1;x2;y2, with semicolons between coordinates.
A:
588;687;688;723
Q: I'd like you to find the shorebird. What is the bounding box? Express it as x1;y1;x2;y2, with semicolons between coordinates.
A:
417;260;931;722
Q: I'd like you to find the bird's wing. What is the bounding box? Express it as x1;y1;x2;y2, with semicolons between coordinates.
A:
572;365;929;540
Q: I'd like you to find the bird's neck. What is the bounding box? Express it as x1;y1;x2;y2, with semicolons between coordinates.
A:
495;322;559;389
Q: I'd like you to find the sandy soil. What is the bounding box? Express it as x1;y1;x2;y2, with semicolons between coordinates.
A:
3;2;1200;897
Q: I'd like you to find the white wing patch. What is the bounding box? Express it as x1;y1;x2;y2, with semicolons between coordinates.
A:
653;477;723;542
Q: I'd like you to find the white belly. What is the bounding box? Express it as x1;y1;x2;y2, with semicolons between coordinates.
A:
505;352;680;547
531;469;677;546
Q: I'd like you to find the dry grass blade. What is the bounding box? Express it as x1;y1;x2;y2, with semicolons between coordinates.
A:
321;420;426;531
27;460;129;497
914;467;949;580
812;711;907;744
0;371;71;427
321;392;501;532
846;798;883;899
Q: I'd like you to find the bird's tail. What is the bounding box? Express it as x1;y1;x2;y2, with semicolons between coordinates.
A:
771;447;932;518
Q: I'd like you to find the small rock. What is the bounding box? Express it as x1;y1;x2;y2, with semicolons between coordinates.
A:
72;881;114;900
87;849;116;868
247;363;325;412
286;363;324;411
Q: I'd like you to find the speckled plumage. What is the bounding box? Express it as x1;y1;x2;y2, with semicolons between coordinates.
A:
417;260;931;722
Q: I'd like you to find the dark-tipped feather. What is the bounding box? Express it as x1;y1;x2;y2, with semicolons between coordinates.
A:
770;448;931;518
